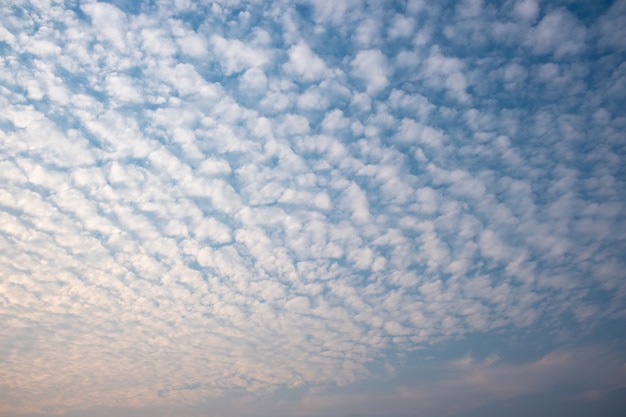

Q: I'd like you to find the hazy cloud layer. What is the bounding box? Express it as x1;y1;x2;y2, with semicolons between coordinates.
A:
1;1;625;416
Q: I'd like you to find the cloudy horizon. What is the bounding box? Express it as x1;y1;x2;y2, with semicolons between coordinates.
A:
1;0;626;416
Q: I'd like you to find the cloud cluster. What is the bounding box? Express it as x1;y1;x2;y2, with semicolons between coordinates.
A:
1;0;625;416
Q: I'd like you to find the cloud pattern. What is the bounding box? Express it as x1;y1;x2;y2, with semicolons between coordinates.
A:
1;0;626;416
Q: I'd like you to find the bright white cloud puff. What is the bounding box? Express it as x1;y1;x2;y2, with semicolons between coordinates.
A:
1;1;626;417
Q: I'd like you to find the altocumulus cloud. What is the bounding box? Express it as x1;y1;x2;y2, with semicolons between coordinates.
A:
1;1;626;417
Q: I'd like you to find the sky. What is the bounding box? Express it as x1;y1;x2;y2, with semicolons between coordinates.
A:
1;0;626;416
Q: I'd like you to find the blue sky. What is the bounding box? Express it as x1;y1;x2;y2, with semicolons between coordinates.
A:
1;0;626;416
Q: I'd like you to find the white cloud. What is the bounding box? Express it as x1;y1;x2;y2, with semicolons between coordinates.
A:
597;0;626;52
395;118;445;148
513;0;539;21
456;0;483;19
296;86;330;110
211;35;270;75
307;0;361;25
239;67;268;93
140;27;177;57
353;18;381;47
321;109;350;132
422;47;470;102
105;73;143;103
388;14;414;39
82;2;128;51
350;49;389;95
1;1;625;416
175;31;209;58
283;41;328;81
525;8;587;57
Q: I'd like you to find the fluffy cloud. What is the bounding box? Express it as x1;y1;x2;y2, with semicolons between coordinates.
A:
351;49;389;95
1;1;625;417
283;41;328;81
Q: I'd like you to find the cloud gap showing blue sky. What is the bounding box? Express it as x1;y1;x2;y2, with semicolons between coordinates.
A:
1;0;625;416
